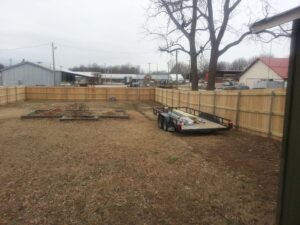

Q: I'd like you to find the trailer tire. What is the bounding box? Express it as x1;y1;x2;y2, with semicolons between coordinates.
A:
163;118;168;131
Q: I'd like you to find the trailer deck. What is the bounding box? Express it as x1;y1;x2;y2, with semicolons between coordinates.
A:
153;106;232;133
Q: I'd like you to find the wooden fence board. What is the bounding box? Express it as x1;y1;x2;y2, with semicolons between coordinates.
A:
25;87;155;102
0;86;286;139
155;88;286;139
0;86;25;105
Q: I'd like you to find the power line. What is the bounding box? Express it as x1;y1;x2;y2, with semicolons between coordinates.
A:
0;43;50;51
56;43;156;56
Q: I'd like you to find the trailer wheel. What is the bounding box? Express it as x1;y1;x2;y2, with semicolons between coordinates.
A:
157;116;163;129
163;118;168;131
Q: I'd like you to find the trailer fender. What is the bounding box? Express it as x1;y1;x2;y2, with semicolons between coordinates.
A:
159;112;170;122
158;113;171;131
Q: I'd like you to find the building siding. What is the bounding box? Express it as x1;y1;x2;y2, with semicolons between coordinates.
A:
1;63;61;86
239;60;283;88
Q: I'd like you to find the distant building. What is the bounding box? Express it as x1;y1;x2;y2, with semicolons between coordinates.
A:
0;61;93;86
239;57;289;89
151;74;185;83
92;73;184;84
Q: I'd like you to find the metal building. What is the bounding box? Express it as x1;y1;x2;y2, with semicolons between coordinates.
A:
0;61;92;86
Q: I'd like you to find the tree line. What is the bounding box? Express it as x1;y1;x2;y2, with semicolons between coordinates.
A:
170;55;271;77
70;63;141;74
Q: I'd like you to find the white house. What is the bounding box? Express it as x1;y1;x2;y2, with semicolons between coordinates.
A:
239;57;289;89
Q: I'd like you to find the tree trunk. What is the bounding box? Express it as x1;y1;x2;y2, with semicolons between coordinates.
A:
207;49;218;90
189;0;198;91
190;53;198;91
190;38;198;91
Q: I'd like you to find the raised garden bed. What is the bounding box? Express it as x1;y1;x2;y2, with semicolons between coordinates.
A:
21;109;63;119
21;104;129;121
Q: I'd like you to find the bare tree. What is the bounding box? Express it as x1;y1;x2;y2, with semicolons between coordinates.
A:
147;0;290;90
197;0;291;90
229;58;248;70
147;0;210;90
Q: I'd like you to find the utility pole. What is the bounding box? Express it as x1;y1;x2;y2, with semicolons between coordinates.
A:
176;50;178;88
188;59;191;84
167;61;170;84
9;58;12;66
148;63;151;74
51;42;56;86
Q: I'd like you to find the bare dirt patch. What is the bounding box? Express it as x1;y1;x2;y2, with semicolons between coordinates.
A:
0;101;280;225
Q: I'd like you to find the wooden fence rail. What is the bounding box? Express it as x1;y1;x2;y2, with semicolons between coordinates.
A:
155;88;286;139
0;86;26;105
0;86;285;138
25;87;155;101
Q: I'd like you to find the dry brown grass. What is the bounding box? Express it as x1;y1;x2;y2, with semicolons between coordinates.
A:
0;101;280;225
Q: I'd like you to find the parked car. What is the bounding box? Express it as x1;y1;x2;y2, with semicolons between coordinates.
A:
218;81;249;90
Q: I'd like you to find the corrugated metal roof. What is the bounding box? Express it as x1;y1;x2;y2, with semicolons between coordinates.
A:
100;74;184;80
1;61;53;73
101;74;143;79
0;61;94;78
61;69;94;77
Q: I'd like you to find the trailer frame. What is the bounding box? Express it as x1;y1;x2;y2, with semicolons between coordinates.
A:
153;106;233;133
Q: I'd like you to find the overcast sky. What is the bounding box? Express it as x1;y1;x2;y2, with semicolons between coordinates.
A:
0;0;299;71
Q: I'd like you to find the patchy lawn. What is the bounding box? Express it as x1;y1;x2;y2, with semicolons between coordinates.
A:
0;101;281;225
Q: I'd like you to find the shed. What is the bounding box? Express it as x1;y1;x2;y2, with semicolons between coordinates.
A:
0;61;92;86
239;57;289;89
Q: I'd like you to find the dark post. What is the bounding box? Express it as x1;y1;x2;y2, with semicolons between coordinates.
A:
278;19;300;225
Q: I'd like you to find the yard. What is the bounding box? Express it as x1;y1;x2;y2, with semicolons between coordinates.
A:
0;101;281;225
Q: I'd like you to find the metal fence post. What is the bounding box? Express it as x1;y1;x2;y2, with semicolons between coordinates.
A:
268;90;275;136
198;92;201;111
179;90;181;107
6;87;8;104
187;91;190;108
15;87;17;102
172;89;174;107
213;91;216;115
235;91;241;128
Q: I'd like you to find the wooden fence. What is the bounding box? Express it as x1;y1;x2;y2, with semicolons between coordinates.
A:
25;87;155;101
155;88;286;138
0;86;26;105
0;86;286;138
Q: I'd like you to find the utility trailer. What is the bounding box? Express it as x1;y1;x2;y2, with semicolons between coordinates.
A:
153;106;233;133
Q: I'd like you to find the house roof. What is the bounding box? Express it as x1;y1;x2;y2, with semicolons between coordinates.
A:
241;57;289;80
0;61;53;73
260;57;289;79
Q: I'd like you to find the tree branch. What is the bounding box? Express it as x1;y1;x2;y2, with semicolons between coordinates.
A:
160;0;190;37
219;31;251;56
